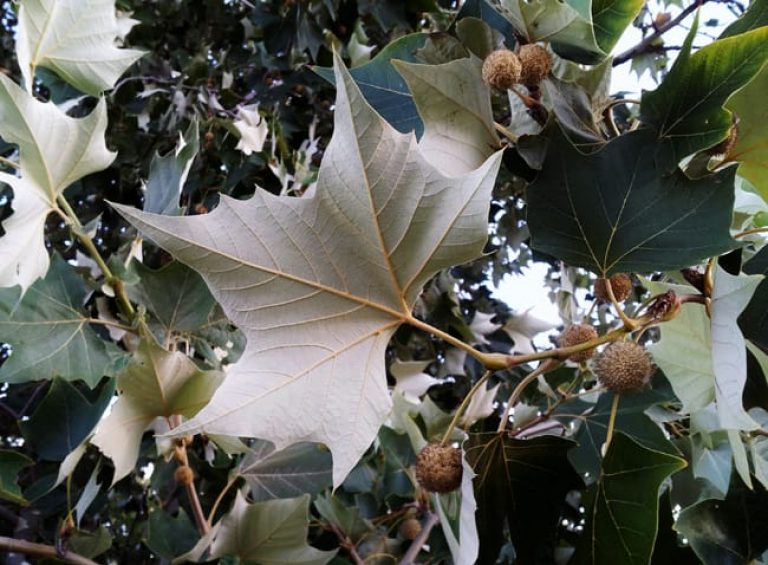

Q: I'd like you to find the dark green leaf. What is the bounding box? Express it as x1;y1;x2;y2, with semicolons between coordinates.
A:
126;260;217;334
591;0;645;53
19;377;115;461
314;33;428;135
239;441;332;502
676;478;768;564
378;426;416;498
456;0;518;47
466;433;580;564
526;126;738;275
143;507;198;559
740;231;768;353
564;385;681;483
144;119;199;215
67;525;113;559
0;254;127;386
314;492;373;543
541;77;606;151
0;449;33;505
720;0;768;38
640;22;768;171
574;433;686;565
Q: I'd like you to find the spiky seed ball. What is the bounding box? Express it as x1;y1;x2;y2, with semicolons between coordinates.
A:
559;324;599;362
482;49;522;91
415;443;463;493
594;273;633;303
399;518;422;541
518;44;552;85
595;341;655;393
174;465;195;486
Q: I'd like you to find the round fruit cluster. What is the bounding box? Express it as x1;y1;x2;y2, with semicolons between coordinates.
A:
482;44;552;90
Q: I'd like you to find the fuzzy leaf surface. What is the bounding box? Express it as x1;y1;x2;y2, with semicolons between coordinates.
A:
0;255;126;385
91;337;223;483
16;0;145;95
526;127;737;275
114;55;502;486
640;24;768;171
0;74;114;291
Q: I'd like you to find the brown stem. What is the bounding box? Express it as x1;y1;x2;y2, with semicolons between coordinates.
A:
168;418;210;537
613;0;708;66
604;393;621;454
603;275;638;330
0;536;98;565
328;522;364;565
508;326;629;367
498;359;559;433
735;226;768;238
399;512;440;565
440;370;493;445
207;475;239;526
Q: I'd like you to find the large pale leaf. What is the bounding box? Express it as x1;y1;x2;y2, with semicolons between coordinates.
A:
740;246;768;352
209;493;336;565
393;57;499;176
526;126;737;275
640;23;768;171
0;254;126;386
20;377;115;461
91;336;223;483
433;451;480;565
16;0;145;96
575;433;686;565
0;74;114;290
466;433;579;564
648;271;762;431
113;55;502;485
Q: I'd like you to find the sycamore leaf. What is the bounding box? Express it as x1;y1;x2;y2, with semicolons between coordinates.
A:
0;254;126;386
391;359;439;404
502;309;556;355
526;126;738;275
16;0;145;96
91;336;223;483
113;54;502;486
648;270;762;431
209;492;336;565
0;74;114;291
461;381;500;428
393;57;499;176
433;451;480;565
640;21;768;172
144;119;199;215
725;66;768;201
576;433;686;564
233;105;269;156
469;311;501;345
0;450;33;505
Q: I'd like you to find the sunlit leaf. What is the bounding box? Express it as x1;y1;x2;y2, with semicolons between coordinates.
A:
114;54;502;486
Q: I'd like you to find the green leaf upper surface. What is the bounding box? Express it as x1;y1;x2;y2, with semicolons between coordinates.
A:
239;441;333;502
144;508;199;560
314;33;428;135
0;449;33;505
0;74;114;291
143;119;200;215
576;433;686;565
640;23;768;171
20;377;115;461
209;493;336;565
16;0;144;96
113;54;502;486
590;0;646;54
0;255;126;386
466;433;579;564
91;336;223;483
526;127;738;275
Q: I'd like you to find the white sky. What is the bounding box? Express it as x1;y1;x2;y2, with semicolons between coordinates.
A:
494;2;739;324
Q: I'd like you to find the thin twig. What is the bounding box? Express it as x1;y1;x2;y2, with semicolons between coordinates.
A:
207;475;239;526
399;512;440;565
604;393;621;454
494;121;518;143
735;226;768;239
0;536;99;565
498;359;559;433
328;522;365;565
440;370;493;445
0;155;20;170
613;0;707;66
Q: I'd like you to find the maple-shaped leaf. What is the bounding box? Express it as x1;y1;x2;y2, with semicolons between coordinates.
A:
16;0;145;96
91;336;223;483
0;74;114;291
113;54;503;485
